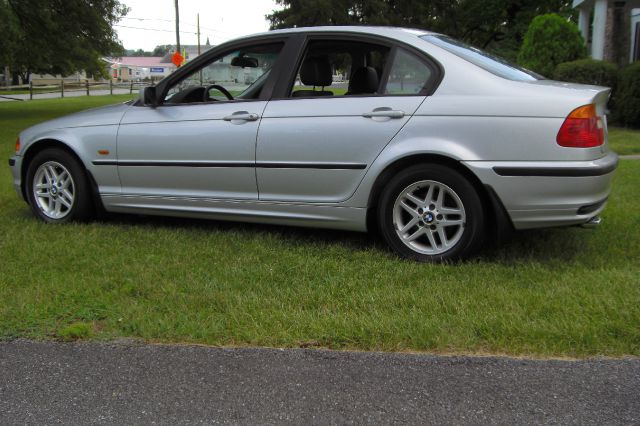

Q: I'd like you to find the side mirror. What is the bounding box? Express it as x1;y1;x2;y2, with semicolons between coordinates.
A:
231;56;259;68
139;86;157;107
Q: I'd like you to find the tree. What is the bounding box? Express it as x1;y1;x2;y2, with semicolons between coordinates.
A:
1;0;128;82
267;0;575;61
152;45;175;57
125;48;154;57
517;13;586;77
0;1;20;73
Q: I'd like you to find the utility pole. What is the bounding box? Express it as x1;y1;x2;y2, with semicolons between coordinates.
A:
197;14;201;57
197;13;202;84
174;0;180;54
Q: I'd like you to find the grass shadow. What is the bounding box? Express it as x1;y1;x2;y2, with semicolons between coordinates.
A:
94;211;593;265
10;197;594;265
478;227;592;265
96;211;383;253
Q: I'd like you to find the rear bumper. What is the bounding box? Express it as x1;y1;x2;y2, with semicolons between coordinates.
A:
464;152;618;230
8;155;24;201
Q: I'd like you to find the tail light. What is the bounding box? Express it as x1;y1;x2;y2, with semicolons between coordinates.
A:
556;104;604;148
15;137;20;153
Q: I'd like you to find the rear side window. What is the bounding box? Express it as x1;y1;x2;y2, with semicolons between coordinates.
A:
288;40;391;98
385;49;433;95
422;35;541;81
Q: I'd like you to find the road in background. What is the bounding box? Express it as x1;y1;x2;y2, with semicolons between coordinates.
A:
1;340;638;424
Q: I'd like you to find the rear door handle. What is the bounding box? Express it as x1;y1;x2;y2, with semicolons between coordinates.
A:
223;111;260;122
362;108;405;119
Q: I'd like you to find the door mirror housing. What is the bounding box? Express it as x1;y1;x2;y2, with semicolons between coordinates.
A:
139;86;157;107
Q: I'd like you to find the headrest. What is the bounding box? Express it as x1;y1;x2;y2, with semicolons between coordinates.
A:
300;55;332;87
348;66;379;94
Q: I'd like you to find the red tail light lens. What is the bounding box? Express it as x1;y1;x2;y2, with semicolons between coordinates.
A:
556;104;604;148
15;137;20;153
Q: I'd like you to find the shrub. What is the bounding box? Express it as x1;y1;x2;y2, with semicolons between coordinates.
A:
614;62;640;128
518;14;587;77
553;59;618;89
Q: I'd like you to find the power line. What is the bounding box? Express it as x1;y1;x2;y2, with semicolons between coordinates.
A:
113;24;197;35
119;16;243;36
121;16;174;23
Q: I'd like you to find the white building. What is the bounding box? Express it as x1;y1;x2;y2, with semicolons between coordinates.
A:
574;0;640;63
107;57;176;82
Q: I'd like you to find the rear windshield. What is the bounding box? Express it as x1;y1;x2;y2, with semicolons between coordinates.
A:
421;35;542;81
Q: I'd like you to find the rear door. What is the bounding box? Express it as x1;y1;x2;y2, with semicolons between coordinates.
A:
256;36;441;203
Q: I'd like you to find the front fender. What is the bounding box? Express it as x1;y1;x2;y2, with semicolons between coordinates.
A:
19;126;121;196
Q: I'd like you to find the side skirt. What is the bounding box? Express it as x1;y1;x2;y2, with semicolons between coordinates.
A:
100;194;368;232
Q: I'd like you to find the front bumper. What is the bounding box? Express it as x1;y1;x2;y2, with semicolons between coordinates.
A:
464;152;618;230
8;155;24;201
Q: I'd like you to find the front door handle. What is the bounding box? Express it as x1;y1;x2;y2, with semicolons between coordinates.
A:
223;111;260;122
362;108;405;119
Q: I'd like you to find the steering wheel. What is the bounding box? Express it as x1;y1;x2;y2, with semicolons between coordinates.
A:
203;84;234;101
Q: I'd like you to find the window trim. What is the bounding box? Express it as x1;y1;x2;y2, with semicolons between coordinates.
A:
377;46;397;94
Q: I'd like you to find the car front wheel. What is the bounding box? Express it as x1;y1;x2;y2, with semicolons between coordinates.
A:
26;148;94;223
378;164;485;262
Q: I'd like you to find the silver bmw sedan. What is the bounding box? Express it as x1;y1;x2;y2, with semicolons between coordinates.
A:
8;26;618;262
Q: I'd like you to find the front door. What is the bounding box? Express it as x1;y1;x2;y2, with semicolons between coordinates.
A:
116;42;285;201
118;102;265;200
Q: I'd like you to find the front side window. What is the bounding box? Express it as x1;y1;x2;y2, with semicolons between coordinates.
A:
164;42;284;104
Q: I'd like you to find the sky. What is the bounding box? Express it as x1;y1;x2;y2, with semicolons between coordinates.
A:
115;0;281;51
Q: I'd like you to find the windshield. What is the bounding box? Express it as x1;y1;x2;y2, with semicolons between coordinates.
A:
422;35;542;81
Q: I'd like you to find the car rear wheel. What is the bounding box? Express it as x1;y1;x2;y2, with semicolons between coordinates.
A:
378;164;485;262
26;148;94;223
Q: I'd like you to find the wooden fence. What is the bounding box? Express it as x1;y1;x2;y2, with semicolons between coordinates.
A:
0;80;150;101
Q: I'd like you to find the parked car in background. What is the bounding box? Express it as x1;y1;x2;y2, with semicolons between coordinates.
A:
8;26;617;262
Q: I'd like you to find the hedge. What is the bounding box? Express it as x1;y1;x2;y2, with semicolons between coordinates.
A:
614;62;640;128
553;59;618;90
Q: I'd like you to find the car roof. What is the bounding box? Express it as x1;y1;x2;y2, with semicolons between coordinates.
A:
233;25;439;41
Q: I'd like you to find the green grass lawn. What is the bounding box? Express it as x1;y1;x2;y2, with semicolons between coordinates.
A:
609;127;640;155
0;95;638;358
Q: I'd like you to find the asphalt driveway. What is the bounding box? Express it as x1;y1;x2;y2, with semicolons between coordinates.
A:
0;340;638;425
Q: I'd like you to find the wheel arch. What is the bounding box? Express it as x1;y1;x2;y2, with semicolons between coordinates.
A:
365;153;513;240
21;139;103;212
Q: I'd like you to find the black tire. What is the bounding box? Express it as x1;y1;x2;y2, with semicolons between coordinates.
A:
25;148;94;223
377;163;485;262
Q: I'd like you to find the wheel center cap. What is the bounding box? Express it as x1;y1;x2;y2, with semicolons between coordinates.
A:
424;212;434;223
50;186;58;195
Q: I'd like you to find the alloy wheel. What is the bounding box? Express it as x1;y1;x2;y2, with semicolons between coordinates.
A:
392;180;466;255
32;161;76;219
